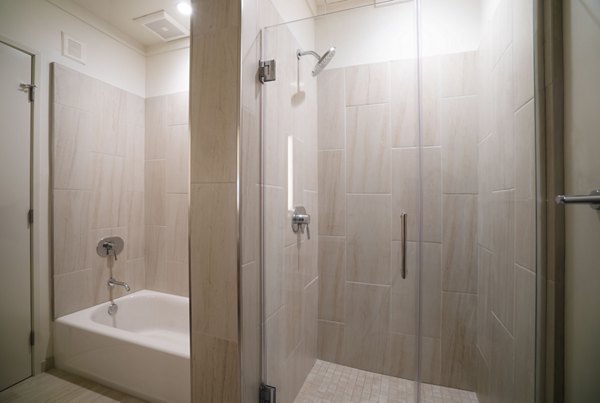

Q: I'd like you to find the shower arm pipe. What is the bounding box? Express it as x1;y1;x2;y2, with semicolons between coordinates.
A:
297;49;321;60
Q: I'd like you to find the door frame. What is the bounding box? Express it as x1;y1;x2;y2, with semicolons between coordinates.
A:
0;35;43;376
533;0;565;401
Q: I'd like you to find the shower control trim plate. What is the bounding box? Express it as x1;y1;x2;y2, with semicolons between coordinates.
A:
259;59;276;83
291;206;311;240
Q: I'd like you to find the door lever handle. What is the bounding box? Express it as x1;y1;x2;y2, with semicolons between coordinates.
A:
555;189;600;210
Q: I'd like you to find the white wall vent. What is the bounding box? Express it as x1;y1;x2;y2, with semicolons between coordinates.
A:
134;10;190;42
61;32;86;65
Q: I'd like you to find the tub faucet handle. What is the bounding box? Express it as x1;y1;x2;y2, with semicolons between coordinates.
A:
96;236;125;261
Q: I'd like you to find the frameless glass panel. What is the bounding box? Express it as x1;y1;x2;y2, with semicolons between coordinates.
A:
417;0;538;401
260;2;421;401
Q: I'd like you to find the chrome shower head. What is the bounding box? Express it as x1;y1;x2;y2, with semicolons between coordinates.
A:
297;47;337;76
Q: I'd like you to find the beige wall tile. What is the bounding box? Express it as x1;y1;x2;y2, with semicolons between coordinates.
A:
53;190;90;275
345;62;390;106
512;0;534;109
490;190;515;333
126;92;145;129
318;236;345;322
89;153;125;229
167;92;190;126
144;160;166;226
54;269;93;318
165;193;189;264
264;309;289;401
478;135;495;250
491;0;513;64
346;104;391;193
442;195;478;293
300;191;319;287
421;56;440;146
317;68;345;150
240;104;260;265
391;59;419;147
190;183;238;342
190;30;239;184
440;97;479;194
145;225;166;292
52;64;93;112
241;262;261;403
127;192;145;259
420;242;442;339
53;104;93;190
515;100;535;200
477;247;493;364
91;82;128;157
166;125;190;194
489;314;515;402
420;336;443;386
383;333;417;380
125;124;145;193
441;292;477;391
346;195;391;285
318;320;345;363
318;150;345;235
191;332;240;402
125;258;146;293
514;101;535;271
494;46;515;190
513;265;535;403
145;96;167;160
392;148;419;241
422;147;442;242
290;136;304;208
391;241;417;335
283;244;302;357
302;279;319;376
264;186;284;318
440;52;478;98
343;283;390;373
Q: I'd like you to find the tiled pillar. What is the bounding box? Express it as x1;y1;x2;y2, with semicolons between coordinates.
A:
189;0;241;401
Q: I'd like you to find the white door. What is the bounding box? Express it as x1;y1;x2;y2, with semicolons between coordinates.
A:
563;0;600;400
0;41;33;391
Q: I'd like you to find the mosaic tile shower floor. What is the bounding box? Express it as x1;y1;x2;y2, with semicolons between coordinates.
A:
295;360;479;403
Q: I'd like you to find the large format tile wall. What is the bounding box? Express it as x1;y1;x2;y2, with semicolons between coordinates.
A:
189;0;242;400
476;0;536;401
316;53;481;391
52;63;145;317
261;11;320;403
144;92;189;297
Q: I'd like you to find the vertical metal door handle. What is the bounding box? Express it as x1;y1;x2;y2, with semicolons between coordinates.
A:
401;212;407;279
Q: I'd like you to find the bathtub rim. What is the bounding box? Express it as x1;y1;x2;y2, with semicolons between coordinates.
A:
54;289;190;359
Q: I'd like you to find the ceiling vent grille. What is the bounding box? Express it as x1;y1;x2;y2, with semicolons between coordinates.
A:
134;10;189;42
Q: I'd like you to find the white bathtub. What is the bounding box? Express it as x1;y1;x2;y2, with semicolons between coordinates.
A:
54;290;191;403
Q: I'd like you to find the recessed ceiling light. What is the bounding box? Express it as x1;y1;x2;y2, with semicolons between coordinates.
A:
176;2;192;16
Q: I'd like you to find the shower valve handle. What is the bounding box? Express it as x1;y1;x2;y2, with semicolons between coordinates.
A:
291;206;311;240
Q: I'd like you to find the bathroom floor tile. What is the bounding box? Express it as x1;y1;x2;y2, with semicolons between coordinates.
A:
295;360;478;403
0;368;144;403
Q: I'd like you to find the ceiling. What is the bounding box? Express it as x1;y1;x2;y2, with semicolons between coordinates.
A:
71;0;190;48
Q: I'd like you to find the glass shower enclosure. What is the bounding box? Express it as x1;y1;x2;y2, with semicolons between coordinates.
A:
258;0;537;402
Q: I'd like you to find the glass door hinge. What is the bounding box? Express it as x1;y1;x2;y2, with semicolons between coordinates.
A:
259;60;276;83
260;383;276;403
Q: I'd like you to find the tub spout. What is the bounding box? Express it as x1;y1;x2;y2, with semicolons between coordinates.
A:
108;277;130;292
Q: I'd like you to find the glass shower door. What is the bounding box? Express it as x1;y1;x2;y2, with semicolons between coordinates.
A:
260;2;421;401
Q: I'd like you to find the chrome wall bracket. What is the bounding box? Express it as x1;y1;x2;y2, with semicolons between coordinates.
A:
556;189;600;210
